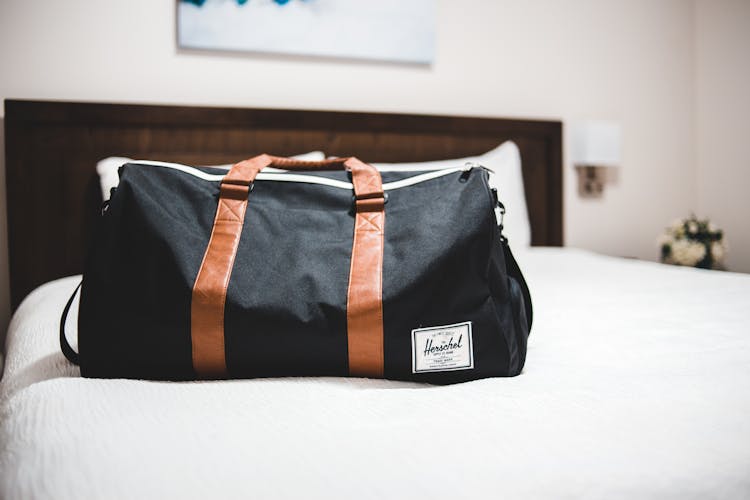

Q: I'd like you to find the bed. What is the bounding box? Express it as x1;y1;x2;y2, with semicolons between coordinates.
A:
2;100;749;499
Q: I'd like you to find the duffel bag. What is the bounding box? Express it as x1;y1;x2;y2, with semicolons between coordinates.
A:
60;155;532;384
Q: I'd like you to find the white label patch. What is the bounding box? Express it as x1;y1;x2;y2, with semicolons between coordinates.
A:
412;321;474;373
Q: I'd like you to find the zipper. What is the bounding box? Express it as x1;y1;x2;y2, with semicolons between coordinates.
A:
129;160;475;192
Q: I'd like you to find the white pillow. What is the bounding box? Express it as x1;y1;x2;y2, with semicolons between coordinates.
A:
373;141;531;247
96;151;326;201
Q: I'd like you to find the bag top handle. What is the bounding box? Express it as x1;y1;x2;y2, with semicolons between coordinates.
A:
224;154;384;210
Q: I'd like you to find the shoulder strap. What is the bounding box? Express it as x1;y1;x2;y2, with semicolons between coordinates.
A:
60;281;82;365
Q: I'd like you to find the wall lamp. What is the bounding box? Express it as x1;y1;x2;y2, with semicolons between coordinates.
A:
572;120;622;198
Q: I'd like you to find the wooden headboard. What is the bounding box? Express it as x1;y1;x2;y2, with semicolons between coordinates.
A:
4;99;562;310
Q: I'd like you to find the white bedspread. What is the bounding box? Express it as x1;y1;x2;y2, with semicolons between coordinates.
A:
2;248;749;500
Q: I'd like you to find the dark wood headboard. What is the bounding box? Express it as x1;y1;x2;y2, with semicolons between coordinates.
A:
4;99;562;310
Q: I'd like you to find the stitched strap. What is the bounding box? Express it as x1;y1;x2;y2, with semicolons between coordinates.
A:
346;158;385;378
190;155;386;379
190;180;251;378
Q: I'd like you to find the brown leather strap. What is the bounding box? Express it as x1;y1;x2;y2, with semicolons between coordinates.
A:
191;173;255;377
191;154;386;379
346;158;385;377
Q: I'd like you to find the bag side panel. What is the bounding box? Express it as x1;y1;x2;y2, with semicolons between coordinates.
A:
507;275;530;375
382;170;512;384
78;165;217;379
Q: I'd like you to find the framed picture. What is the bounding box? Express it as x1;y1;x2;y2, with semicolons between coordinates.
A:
177;0;436;64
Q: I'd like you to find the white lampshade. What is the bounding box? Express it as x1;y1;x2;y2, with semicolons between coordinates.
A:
572;120;622;167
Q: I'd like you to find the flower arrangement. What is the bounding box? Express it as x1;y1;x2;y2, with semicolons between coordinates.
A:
658;215;727;269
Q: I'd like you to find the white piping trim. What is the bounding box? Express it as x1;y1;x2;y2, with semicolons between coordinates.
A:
133;161;226;181
256;172;353;189
382;168;467;190
130;160;469;191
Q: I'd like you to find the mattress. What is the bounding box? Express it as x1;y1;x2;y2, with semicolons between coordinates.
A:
1;248;749;500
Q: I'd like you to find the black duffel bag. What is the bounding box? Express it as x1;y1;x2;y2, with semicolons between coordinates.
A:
61;155;532;384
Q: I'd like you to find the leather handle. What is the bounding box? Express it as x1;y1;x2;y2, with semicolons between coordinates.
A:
234;154;352;172
225;154;384;205
191;154;386;379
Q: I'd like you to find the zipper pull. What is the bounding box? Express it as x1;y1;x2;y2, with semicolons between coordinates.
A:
464;161;495;174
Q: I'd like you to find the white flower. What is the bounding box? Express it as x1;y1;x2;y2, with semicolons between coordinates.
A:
670;239;706;267
669;219;685;238
688;221;698;234
711;241;725;263
656;233;673;247
708;222;718;232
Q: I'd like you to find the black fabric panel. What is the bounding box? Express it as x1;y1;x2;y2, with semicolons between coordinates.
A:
224;180;353;378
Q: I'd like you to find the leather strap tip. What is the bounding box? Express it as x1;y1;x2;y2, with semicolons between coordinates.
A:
195;370;229;380
352;369;384;379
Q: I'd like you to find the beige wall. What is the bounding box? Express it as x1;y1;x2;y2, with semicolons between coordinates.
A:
694;0;750;273
0;0;701;338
